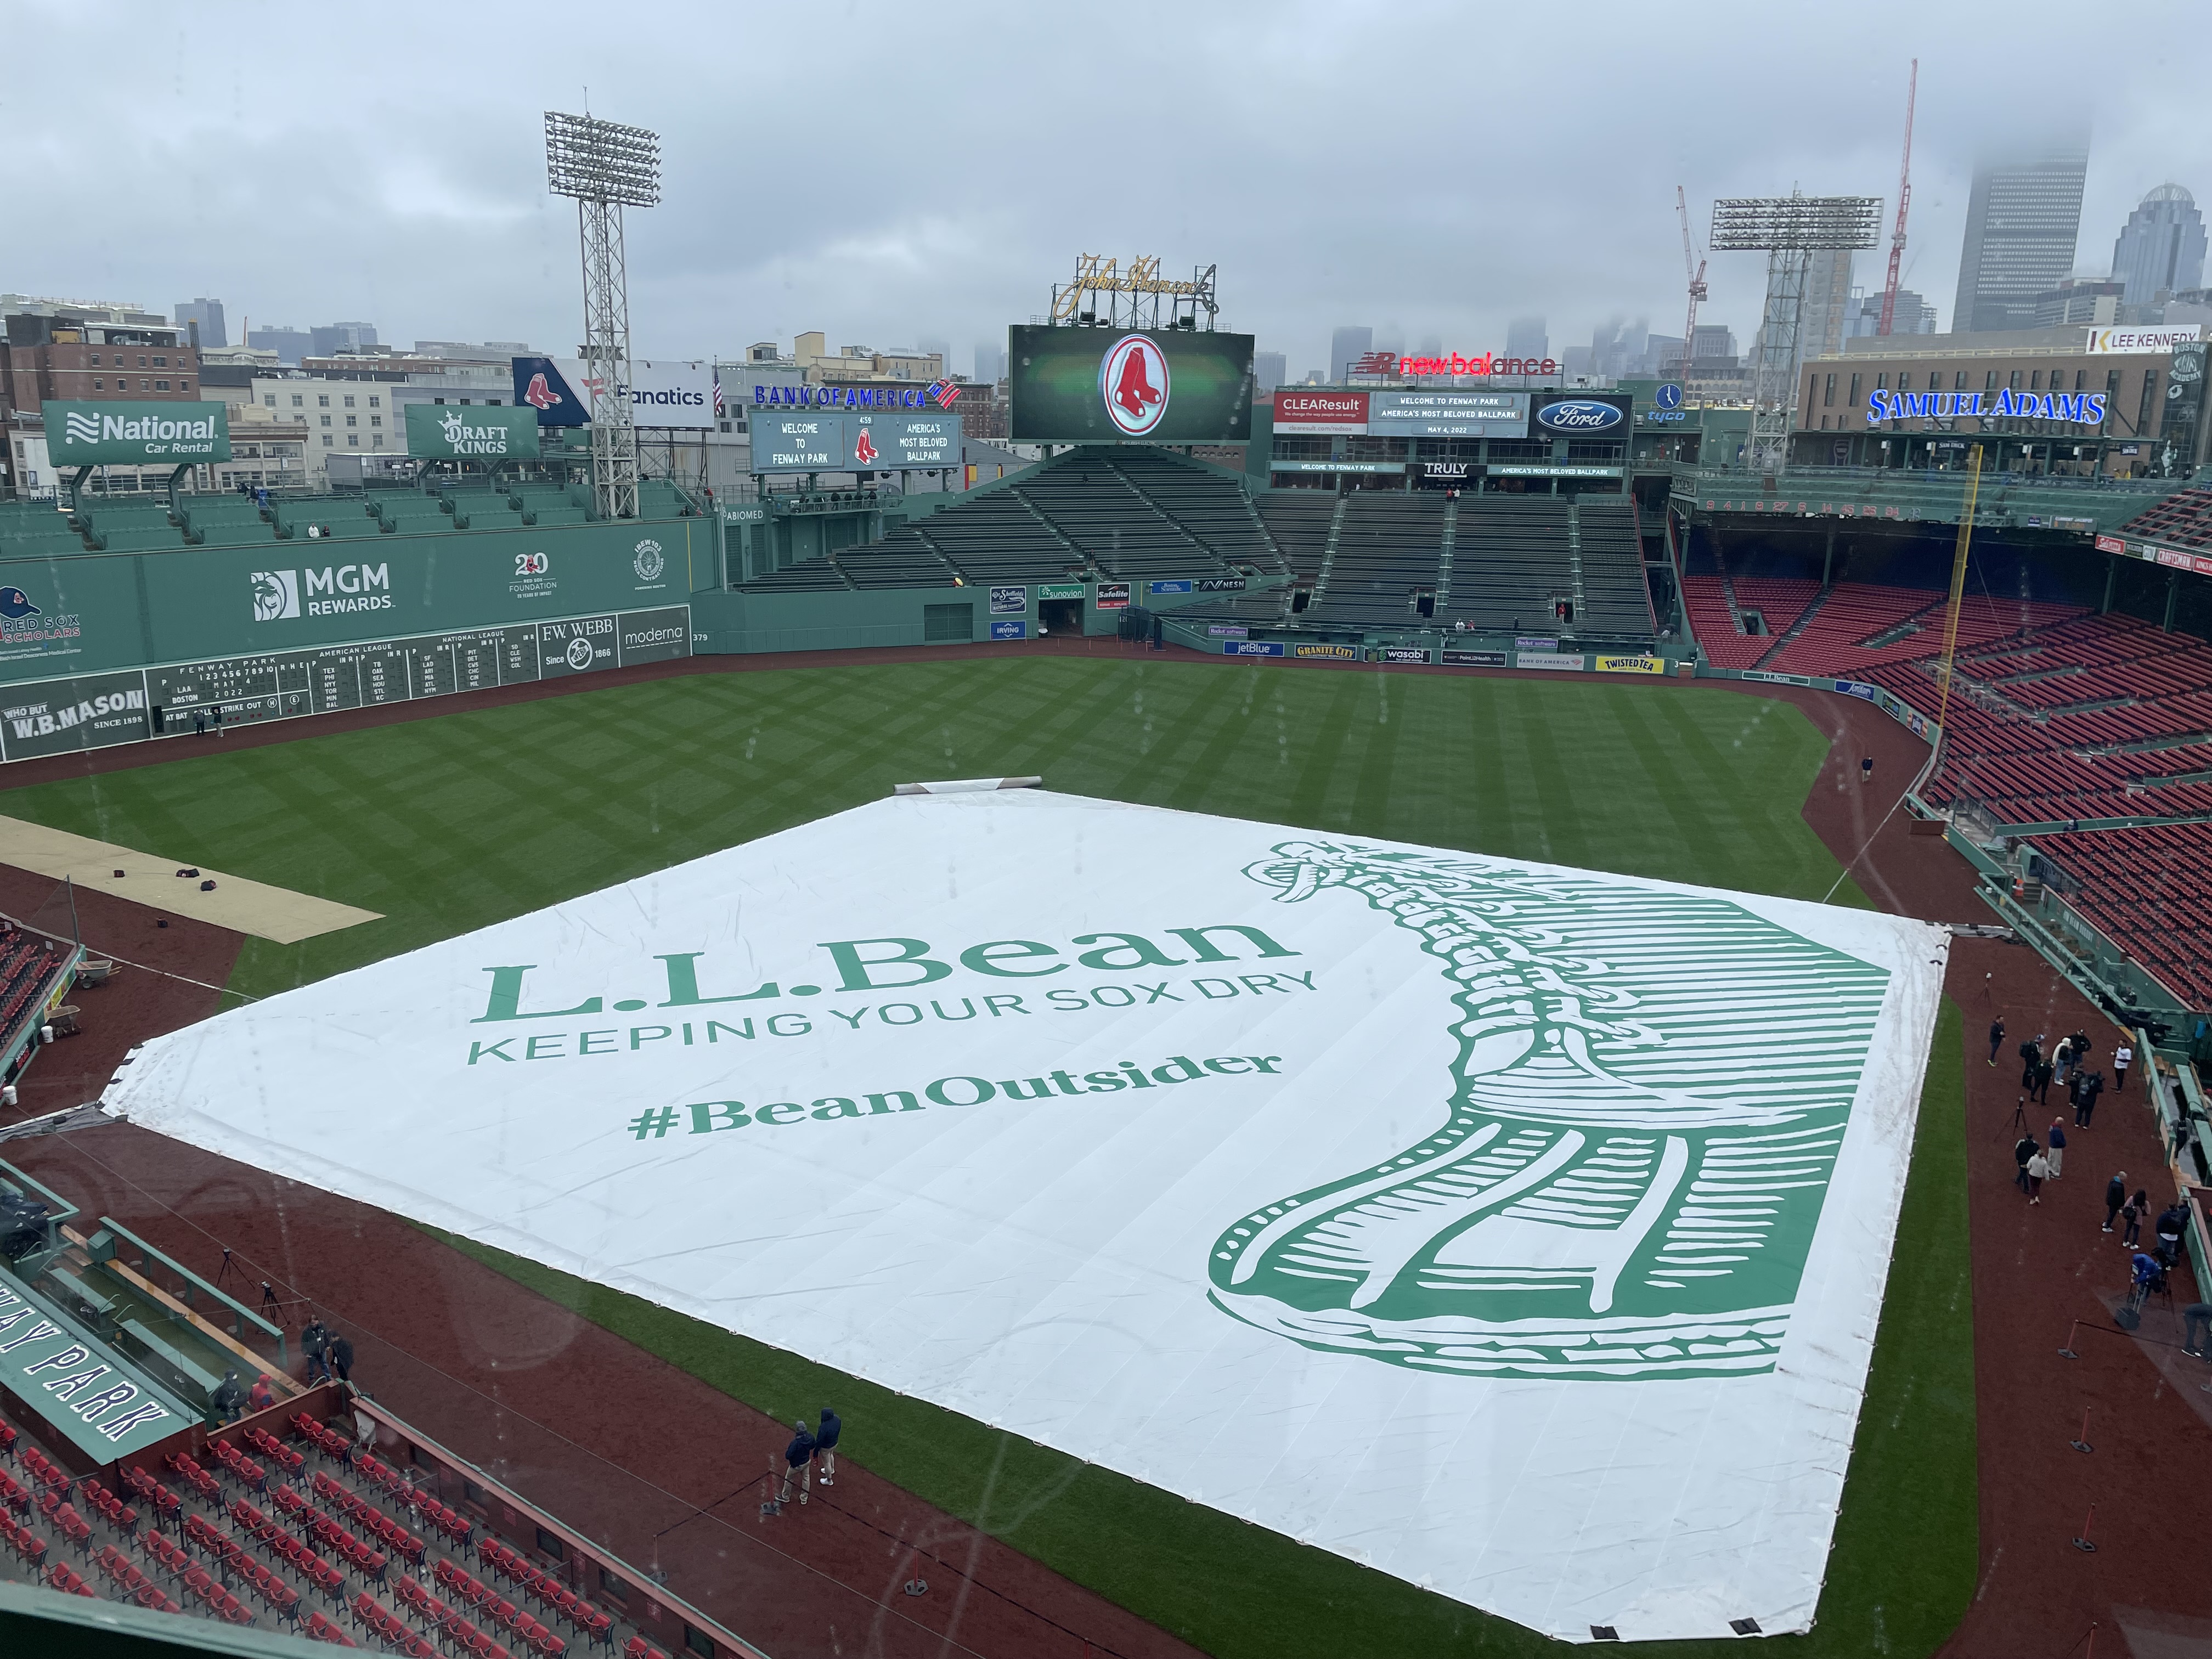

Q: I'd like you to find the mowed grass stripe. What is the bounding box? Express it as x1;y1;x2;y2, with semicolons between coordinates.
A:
0;658;1965;1659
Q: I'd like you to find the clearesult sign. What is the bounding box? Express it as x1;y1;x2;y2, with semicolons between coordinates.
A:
45;401;232;466
403;403;540;460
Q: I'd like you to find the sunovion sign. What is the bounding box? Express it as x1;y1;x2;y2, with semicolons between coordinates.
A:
1533;398;1627;433
45;401;232;466
1865;387;2108;425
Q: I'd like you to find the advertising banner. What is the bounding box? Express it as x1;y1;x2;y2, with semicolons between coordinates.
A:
1149;580;1194;595
2087;325;2202;354
1194;577;1247;591
1037;582;1086;600
1372;646;1433;664
988;585;1028;615
990;620;1028;640
1530;393;1632;436
1368;391;1529;438
1441;648;1509;667
1094;582;1131;610
1009;325;1254;443
1596;654;1664;675
0;1279;186;1461
1207;624;1249;637
1272;391;1369;433
44;401;230;466
511;358;715;427
1295;644;1361;659
101;788;1946;1642
751;410;962;473
1221;640;1284;656
403;404;540;460
1514;636;1560;651
1516;651;1588;672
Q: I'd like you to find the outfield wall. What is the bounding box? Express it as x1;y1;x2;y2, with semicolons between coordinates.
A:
0;516;712;762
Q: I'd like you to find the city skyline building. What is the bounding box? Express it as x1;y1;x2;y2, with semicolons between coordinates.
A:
174;297;227;348
1328;324;1372;382
1951;138;2090;332
2111;184;2207;306
1506;316;1548;359
1253;349;1286;390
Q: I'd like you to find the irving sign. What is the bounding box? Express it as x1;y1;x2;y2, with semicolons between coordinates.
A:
44;401;231;466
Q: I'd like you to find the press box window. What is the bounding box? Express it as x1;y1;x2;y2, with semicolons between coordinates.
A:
682;1626;715;1659
534;1527;566;1563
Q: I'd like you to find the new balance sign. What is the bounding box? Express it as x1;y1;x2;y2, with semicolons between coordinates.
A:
45;401;231;465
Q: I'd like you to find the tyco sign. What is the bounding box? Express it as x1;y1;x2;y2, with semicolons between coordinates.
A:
404;404;540;459
45;402;230;466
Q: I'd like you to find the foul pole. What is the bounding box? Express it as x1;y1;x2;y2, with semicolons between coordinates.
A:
1934;445;1983;730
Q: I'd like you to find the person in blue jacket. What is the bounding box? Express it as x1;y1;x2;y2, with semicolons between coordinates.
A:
816;1408;842;1488
777;1419;816;1506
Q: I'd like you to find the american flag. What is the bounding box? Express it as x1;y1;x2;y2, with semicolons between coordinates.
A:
712;371;725;418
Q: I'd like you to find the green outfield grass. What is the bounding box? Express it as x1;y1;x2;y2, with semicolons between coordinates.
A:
0;657;1969;1657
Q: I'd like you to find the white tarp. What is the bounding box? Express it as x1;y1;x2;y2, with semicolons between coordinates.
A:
103;791;1947;1643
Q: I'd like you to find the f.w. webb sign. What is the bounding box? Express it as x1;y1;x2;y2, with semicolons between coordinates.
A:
103;788;1945;1645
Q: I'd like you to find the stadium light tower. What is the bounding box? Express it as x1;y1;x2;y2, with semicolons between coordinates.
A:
1709;193;1881;476
545;110;660;521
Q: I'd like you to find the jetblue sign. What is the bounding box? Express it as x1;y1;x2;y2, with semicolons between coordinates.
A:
1533;398;1626;433
1866;387;2108;425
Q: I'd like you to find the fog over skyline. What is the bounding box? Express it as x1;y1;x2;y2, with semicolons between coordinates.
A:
7;0;2209;374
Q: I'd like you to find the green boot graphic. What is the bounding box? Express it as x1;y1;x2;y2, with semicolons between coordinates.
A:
1207;842;1892;1380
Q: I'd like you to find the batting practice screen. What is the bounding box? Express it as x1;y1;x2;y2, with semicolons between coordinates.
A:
1008;325;1254;444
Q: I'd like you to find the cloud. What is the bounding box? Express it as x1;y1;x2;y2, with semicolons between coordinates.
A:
8;0;2209;375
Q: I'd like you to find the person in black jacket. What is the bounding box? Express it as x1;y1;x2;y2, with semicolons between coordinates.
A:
2019;1036;2042;1090
327;1332;355;1384
816;1408;842;1488
1988;1017;2005;1066
777;1419;816;1506
2104;1172;2128;1233
210;1370;244;1424
2013;1134;2039;1193
2155;1201;2191;1267
302;1318;330;1384
2032;1059;2055;1104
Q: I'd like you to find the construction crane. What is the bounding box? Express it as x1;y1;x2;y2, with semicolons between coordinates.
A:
1676;186;1708;373
1877;60;1917;336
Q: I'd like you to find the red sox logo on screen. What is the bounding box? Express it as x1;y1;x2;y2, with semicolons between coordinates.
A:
1101;335;1169;437
854;429;879;465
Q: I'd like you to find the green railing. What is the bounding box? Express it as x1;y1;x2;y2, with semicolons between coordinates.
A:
1670;464;2199;534
89;1215;289;1368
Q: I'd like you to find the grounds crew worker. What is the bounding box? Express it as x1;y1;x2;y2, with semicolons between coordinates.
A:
778;1419;816;1506
816;1408;842;1488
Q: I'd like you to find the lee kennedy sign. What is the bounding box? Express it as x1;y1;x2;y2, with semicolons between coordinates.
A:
45;401;232;466
103;789;1945;1644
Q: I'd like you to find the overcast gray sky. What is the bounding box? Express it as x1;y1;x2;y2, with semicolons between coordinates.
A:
7;0;2209;376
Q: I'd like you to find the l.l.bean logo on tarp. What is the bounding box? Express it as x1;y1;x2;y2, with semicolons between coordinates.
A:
1208;840;1889;1382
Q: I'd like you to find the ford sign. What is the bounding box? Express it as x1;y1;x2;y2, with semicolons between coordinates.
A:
1534;399;1625;433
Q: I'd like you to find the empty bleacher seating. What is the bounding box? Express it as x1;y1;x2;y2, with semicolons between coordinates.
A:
1255;495;1338;577
2113;484;2212;550
1438;497;1572;632
1572;500;1656;635
1306;495;1446;629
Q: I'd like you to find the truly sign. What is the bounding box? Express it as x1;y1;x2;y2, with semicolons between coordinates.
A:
44;401;231;466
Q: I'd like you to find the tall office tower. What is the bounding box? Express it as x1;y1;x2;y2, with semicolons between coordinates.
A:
1329;325;1373;382
174;297;227;347
973;341;1003;384
1505;316;1547;358
1952;139;2090;332
1252;350;1286;389
2111;184;2207;306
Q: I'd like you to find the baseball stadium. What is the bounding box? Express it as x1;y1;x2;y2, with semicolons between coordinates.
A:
0;237;2209;1659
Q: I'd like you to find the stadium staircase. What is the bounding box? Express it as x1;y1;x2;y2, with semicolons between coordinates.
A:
1750;585;1832;669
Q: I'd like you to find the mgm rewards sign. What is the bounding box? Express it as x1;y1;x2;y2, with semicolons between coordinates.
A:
104;788;1945;1644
